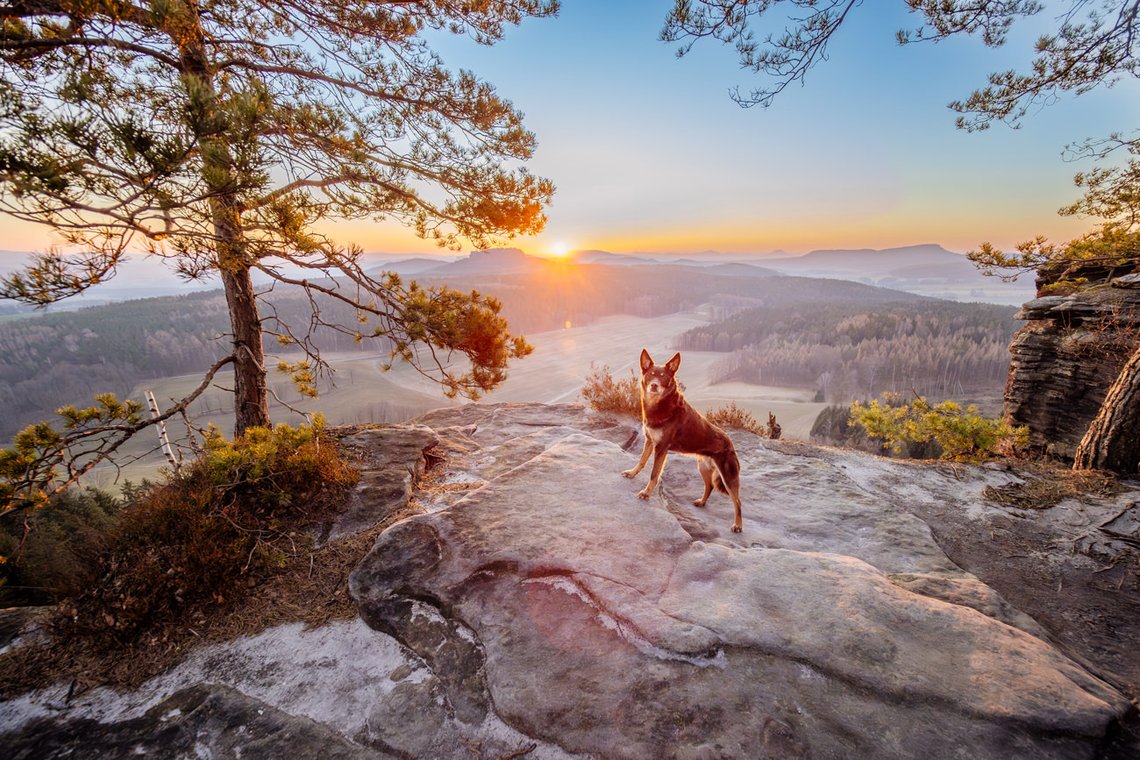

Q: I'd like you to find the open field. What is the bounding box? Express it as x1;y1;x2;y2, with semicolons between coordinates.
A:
83;310;828;489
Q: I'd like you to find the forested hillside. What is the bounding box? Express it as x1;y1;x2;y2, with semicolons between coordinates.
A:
432;265;927;333
676;302;1018;402
0;265;929;440
0;288;393;439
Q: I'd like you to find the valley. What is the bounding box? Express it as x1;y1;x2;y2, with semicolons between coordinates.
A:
0;248;1019;492
83;310;833;488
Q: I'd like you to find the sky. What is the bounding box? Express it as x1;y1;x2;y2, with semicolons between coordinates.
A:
2;1;1138;261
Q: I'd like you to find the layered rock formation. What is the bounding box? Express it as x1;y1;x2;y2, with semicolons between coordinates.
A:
3;403;1138;759
1006;273;1140;460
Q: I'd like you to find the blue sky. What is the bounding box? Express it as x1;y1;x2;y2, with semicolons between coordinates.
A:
2;1;1138;259
397;1;1140;257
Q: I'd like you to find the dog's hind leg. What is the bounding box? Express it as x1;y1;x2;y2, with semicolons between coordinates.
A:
693;457;714;507
727;482;743;534
713;452;744;533
623;435;653;479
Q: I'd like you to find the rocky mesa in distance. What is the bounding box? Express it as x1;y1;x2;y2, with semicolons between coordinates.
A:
3;403;1139;759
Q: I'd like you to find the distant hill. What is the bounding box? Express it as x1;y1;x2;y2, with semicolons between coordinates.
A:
568;250;656;266
376;247;781;278
364;257;454;278
759;244;1034;305
580;243;1029;304
425;248;550;276
0;244;1031;310
552;244;1033;305
631;249;771;262
773;243;959;268
701;262;780;278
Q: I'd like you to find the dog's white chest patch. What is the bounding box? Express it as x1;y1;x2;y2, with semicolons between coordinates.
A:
645;425;665;445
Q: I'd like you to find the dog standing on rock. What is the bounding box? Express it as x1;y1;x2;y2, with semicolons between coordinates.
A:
622;349;744;533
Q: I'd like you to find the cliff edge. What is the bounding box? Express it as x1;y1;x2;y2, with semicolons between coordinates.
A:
1006;273;1140;461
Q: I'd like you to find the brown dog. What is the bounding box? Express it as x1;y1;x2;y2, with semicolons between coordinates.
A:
622;349;744;533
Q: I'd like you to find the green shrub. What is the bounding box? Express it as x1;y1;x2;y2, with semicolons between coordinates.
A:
0;488;121;606
850;393;1028;462
1038;277;1089;296
582;364;641;417
1;394;144;521
63;417;358;643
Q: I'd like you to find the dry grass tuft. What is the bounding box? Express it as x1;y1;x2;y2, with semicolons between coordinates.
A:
581;364;640;417
0;517;402;695
983;467;1122;510
705;402;764;435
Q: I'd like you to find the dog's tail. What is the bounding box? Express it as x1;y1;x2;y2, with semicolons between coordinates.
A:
712;452;740;494
712;469;727;494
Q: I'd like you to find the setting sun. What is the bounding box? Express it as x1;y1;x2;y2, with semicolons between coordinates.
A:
548;241;571;258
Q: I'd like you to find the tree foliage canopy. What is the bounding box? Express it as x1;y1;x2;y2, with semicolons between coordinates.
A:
0;0;553;395
662;2;1140;285
850;393;1029;462
1;0;556;256
662;0;1138;127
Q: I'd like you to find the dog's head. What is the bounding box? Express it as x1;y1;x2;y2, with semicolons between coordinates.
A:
639;349;681;403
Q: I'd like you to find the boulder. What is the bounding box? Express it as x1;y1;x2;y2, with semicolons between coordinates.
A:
321;424;439;541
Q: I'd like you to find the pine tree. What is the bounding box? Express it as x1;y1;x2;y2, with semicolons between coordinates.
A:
0;0;556;510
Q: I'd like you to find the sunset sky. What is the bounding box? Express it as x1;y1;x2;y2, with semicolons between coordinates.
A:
2;1;1138;260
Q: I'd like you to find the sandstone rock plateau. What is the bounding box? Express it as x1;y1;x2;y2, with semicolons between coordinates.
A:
3;403;1138;759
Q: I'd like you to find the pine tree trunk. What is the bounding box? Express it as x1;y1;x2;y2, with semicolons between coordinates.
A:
175;1;270;435
1073;343;1140;473
220;262;270;435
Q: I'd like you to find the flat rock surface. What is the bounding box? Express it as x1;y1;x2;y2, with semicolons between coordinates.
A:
351;403;1138;759
4;403;1138;759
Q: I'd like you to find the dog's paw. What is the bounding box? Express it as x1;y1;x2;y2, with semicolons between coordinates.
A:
637;489;651;500
621;469;637;479
731;523;742;534
692;498;707;508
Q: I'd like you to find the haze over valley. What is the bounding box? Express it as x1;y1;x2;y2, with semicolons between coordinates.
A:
0;247;1021;485
0;242;1035;316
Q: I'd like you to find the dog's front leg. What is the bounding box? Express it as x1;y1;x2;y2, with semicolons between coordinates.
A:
637;446;668;499
622;436;653;479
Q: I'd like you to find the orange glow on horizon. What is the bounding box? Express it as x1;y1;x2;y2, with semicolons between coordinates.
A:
0;204;1103;263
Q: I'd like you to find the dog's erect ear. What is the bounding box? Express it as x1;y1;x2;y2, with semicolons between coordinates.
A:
639;349;653;373
664;353;681;374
